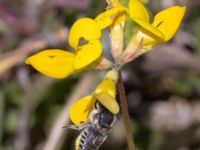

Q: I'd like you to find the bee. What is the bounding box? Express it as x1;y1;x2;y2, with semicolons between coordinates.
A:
65;102;116;150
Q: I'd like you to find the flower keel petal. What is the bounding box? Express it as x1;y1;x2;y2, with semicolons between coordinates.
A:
96;93;119;114
94;77;119;113
134;18;164;40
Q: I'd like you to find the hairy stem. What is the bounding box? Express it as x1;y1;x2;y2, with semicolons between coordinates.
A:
117;71;136;150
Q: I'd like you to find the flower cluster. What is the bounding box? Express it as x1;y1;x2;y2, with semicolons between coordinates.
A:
25;0;186;126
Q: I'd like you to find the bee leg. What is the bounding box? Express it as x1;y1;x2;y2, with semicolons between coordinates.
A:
63;122;91;130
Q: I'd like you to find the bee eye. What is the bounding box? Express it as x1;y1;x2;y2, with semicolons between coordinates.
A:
99;109;115;128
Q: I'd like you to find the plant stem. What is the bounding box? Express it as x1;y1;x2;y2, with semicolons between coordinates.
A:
117;71;136;150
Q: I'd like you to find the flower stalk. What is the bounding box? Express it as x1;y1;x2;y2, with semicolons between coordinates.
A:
117;71;136;150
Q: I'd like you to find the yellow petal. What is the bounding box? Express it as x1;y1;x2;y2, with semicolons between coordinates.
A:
133;18;164;40
94;78;119;114
128;0;164;40
95;7;127;29
69;96;93;125
68;18;101;49
152;6;186;41
105;69;119;82
129;0;150;22
73;40;102;70
25;50;75;79
95;93;119;114
95;78;116;98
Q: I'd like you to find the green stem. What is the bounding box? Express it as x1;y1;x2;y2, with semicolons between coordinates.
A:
117;71;136;150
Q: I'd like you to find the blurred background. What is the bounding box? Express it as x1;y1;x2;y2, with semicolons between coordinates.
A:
0;0;200;150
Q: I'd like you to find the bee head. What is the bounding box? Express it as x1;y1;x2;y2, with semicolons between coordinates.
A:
97;103;116;129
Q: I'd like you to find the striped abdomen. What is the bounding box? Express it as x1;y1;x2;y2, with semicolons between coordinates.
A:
75;126;108;150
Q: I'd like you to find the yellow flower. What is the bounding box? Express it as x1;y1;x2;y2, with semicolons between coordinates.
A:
69;71;119;125
129;0;186;50
106;0;186;50
25;8;125;79
26;18;102;78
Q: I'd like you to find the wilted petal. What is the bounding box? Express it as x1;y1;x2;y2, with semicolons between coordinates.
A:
94;57;113;70
107;0;124;8
134;29;159;50
95;7;127;29
25;50;75;79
